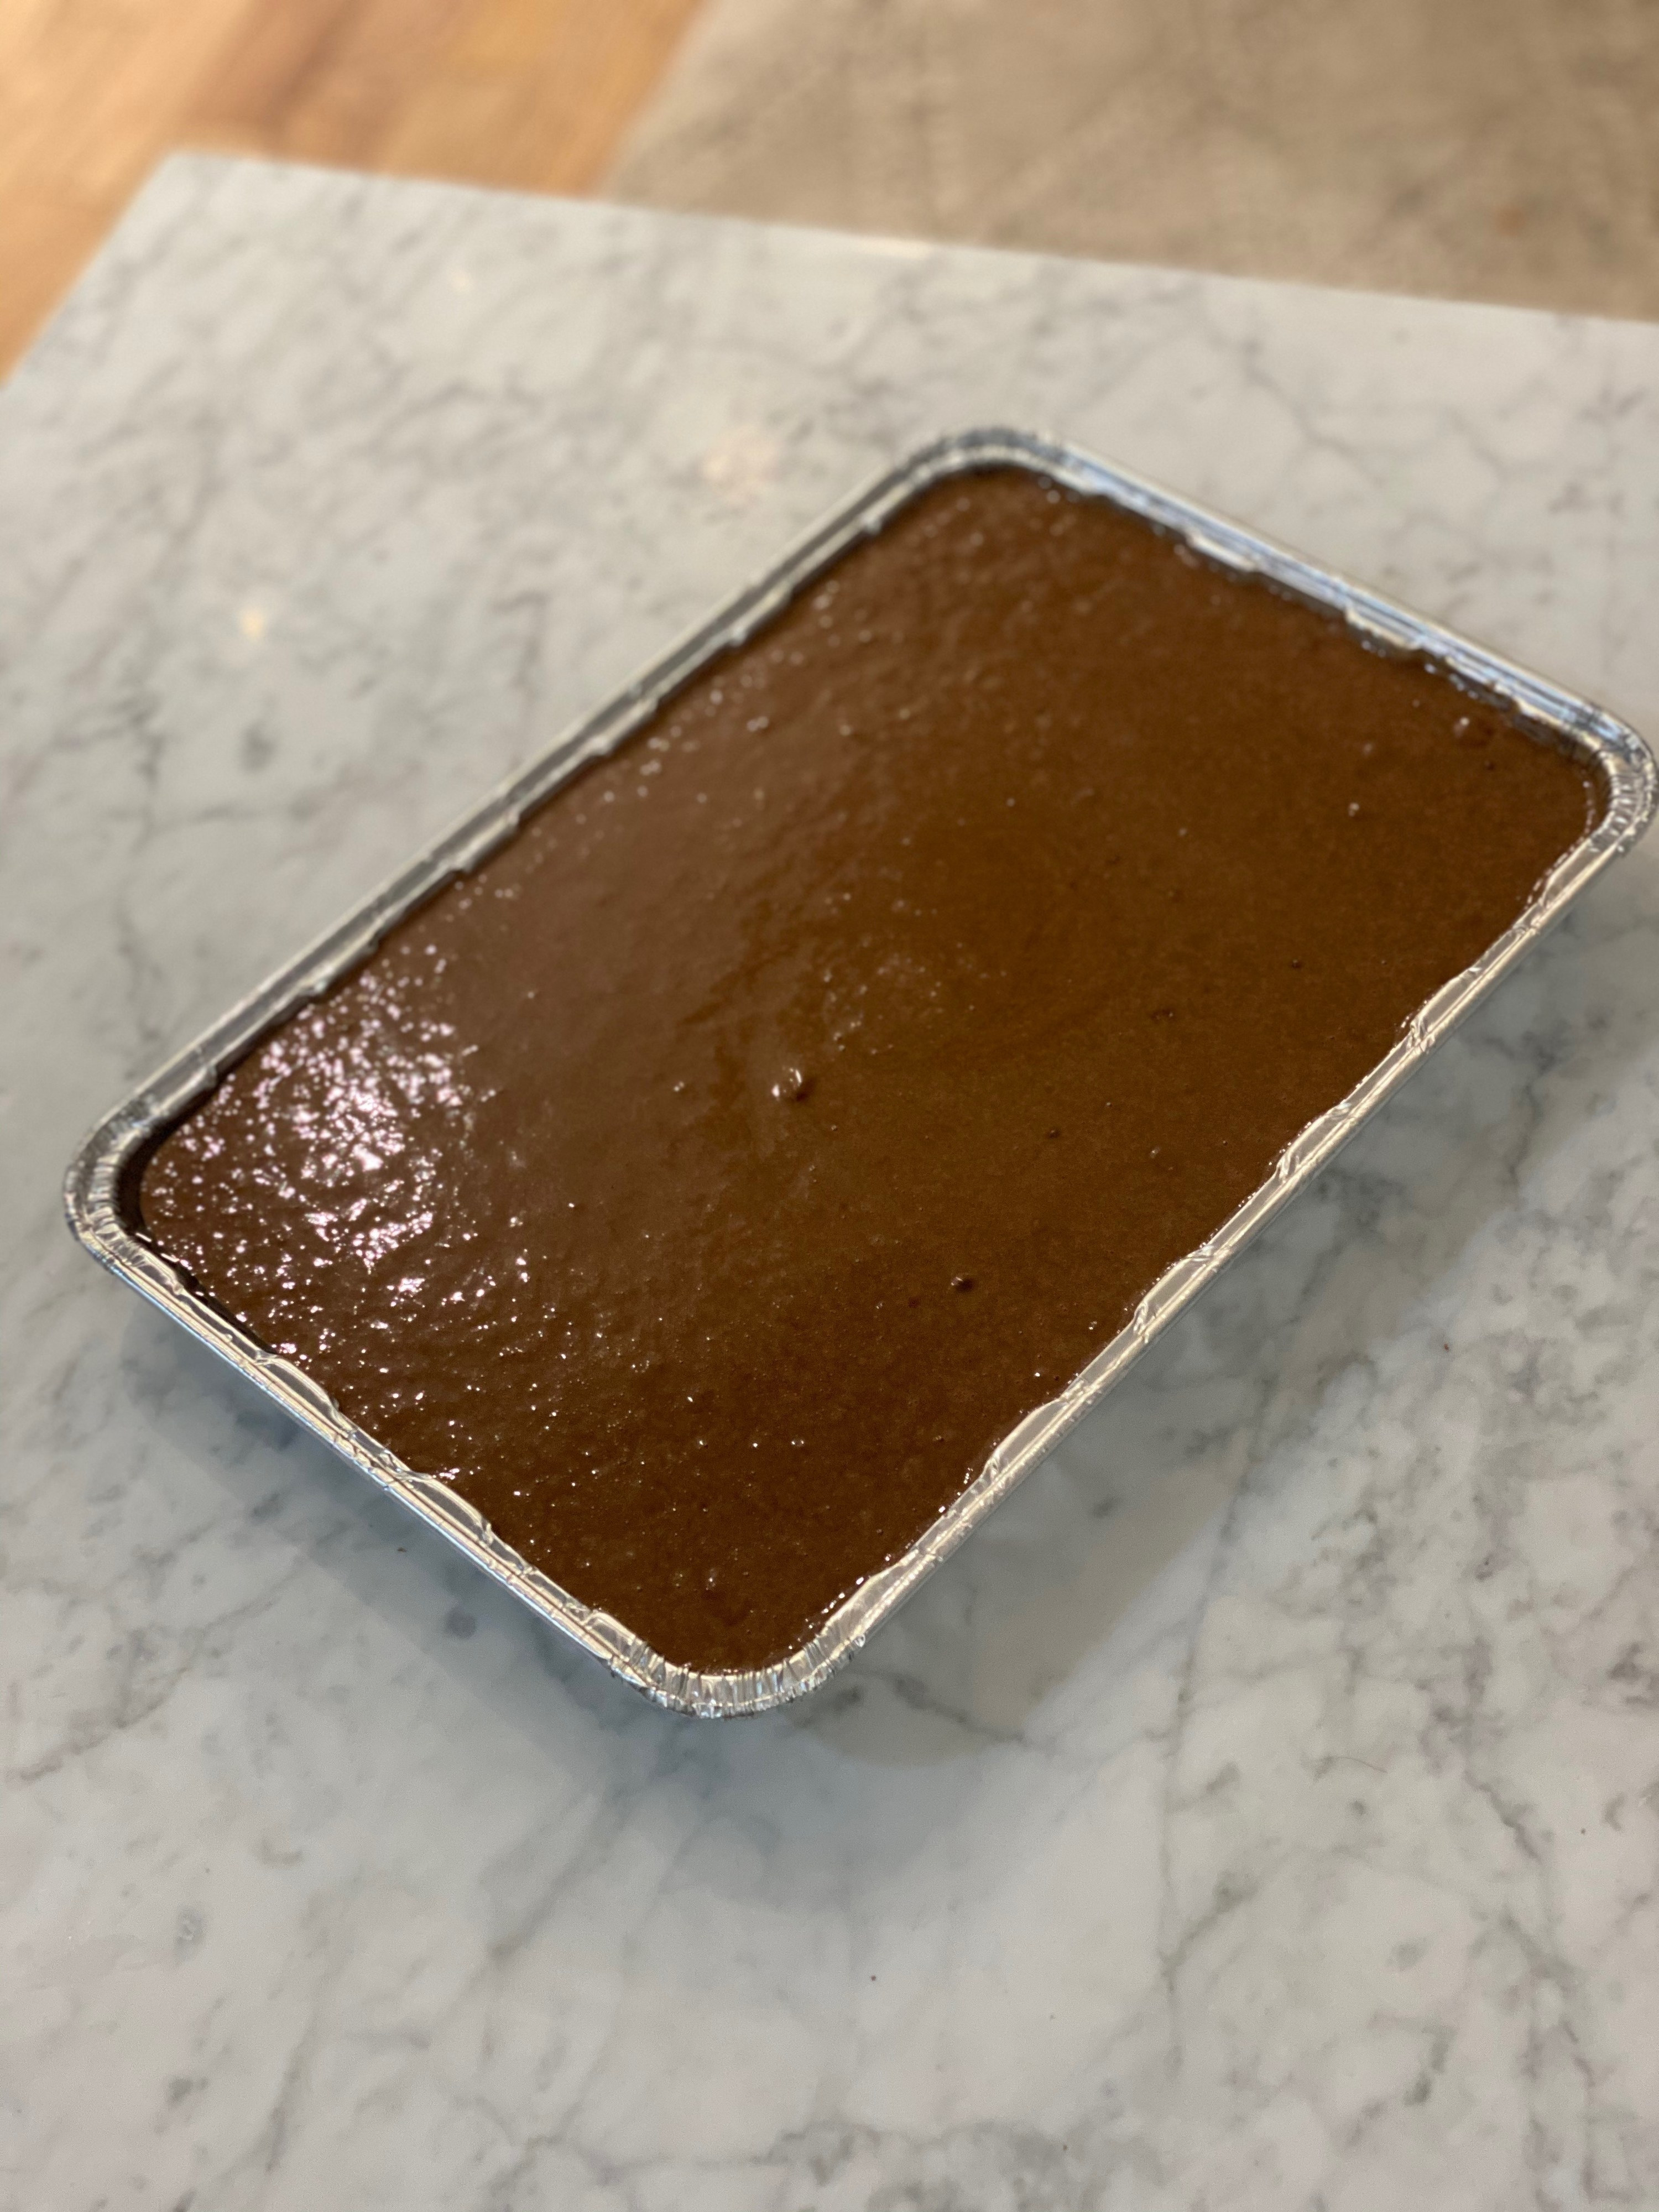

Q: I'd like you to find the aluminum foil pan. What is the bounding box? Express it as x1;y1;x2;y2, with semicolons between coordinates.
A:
65;429;1657;1716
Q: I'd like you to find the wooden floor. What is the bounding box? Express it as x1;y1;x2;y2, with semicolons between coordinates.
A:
0;0;705;374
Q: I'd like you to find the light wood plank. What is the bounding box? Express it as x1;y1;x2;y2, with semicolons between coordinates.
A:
183;0;473;165
1;0;705;375
377;0;708;194
1;0;260;368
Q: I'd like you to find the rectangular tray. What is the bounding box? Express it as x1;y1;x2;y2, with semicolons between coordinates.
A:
65;428;1657;1715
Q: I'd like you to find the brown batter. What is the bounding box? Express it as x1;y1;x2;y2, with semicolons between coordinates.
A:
139;467;1599;1673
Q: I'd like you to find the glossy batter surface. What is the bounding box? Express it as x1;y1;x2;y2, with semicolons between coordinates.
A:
140;469;1599;1672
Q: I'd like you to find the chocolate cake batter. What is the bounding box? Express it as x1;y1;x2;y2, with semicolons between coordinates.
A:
140;468;1599;1673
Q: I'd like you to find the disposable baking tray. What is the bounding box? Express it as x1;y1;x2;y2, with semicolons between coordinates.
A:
65;429;1657;1715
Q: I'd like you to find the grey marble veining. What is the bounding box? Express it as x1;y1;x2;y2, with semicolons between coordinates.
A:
3;155;1657;2209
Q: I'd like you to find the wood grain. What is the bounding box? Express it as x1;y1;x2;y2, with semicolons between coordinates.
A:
0;0;705;374
378;0;708;192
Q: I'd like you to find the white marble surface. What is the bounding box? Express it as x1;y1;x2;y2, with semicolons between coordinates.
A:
3;155;1658;2210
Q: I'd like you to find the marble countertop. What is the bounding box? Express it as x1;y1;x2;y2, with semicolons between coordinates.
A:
4;155;1658;2210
